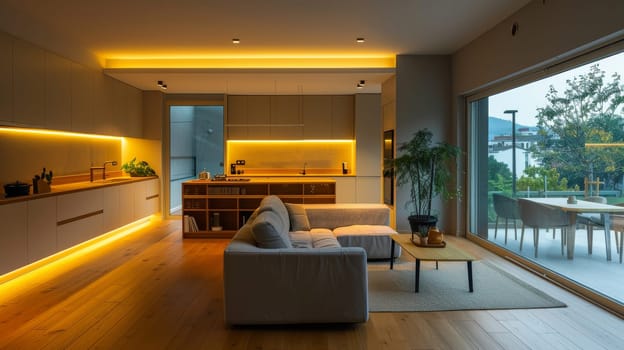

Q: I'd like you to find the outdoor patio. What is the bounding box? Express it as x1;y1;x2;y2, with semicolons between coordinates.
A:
487;225;624;304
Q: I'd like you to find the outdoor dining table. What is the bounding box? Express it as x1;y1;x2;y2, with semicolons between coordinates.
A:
524;197;624;260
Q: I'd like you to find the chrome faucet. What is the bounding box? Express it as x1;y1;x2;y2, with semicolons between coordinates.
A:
300;162;307;176
90;160;118;182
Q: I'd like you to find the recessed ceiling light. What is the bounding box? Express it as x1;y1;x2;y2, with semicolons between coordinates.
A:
232;38;240;44
356;38;365;43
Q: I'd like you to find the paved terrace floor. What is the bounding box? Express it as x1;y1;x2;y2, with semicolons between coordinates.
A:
486;225;623;304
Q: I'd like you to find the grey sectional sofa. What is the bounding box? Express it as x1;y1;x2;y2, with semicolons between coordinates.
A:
223;195;398;325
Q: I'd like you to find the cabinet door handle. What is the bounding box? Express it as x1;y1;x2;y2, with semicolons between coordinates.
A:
57;209;104;226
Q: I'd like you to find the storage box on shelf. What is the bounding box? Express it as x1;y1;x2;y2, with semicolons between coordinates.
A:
181;179;336;238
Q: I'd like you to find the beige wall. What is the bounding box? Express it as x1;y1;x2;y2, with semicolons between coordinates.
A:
394;55;452;233
453;0;624;97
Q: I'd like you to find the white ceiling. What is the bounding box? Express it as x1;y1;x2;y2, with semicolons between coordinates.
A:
0;0;530;94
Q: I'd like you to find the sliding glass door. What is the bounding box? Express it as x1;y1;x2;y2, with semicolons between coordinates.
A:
467;51;624;305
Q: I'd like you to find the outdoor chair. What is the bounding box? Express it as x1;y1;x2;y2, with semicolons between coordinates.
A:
492;193;521;244
608;203;624;263
576;196;609;257
518;198;571;258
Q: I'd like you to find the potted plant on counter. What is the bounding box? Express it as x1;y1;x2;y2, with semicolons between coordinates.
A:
121;157;157;177
392;129;461;243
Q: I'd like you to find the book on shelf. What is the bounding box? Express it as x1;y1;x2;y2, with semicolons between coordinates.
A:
183;215;199;232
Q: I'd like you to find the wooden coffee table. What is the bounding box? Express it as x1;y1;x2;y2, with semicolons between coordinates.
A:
390;234;477;293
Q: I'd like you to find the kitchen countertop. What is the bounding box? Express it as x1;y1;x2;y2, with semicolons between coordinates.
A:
186;177;336;184
0;176;158;205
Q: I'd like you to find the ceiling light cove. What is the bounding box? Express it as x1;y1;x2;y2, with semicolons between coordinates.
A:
104;56;395;69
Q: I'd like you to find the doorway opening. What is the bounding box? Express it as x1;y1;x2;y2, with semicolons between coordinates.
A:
169;105;224;215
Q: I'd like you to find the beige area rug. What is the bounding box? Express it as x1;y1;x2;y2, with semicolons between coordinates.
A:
368;260;566;312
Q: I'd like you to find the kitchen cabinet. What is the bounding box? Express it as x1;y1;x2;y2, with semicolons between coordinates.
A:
0;177;159;277
331;95;354;139
70;62;94;133
227;95;247;124
122;82;143;137
134;178;160;220
270;95;303;139
182;179;335;238
226;95;271;139
118;182;136;225
0;202;28;275
302;96;332;139
27;196;58;263
111;80;142;137
302;95;354;139
102;184;121;232
333;177;357;203
142;91;164;140
93;73;116;135
270;96;301;124
13;39;46;127
356;176;382;203
45;52;72;131
333;176;381;203
246;96;271;124
355;94;382;176
56;188;104;249
226;95;353;140
0;31;12;122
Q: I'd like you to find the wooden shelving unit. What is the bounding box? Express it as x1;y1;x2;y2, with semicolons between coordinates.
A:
182;179;335;238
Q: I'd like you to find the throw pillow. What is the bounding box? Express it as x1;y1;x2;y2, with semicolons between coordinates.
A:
251;210;293;249
284;203;311;231
256;195;290;230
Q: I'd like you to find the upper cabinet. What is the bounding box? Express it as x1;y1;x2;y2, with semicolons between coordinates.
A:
302;95;331;139
45;52;72;130
227;94;352;140
270;95;303;139
330;95;354;139
0;31;13;122
70;62;95;133
13;40;46;127
0;33;143;137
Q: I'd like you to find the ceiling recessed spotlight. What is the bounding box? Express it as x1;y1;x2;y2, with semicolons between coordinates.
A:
232;38;240;44
356;38;365;43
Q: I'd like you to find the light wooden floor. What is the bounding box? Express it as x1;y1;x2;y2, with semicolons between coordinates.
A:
1;218;623;350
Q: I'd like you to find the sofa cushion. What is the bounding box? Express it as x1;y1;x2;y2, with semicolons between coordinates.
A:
333;224;398;237
310;229;341;248
288;231;313;248
333;225;399;259
251;210;293;248
284;203;311;231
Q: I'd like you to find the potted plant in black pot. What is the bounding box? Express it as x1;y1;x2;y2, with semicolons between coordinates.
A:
392;128;461;244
